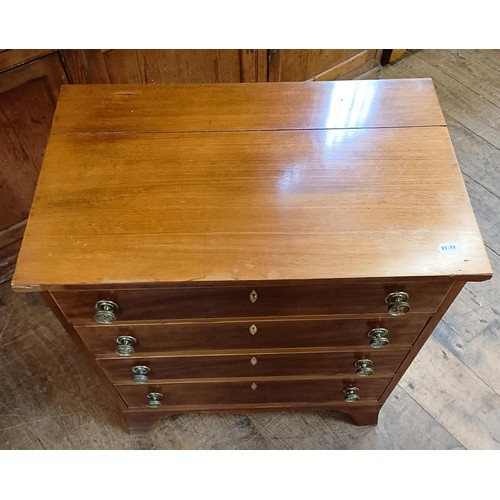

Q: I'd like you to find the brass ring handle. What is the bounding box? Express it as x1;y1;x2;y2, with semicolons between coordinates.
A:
115;335;136;356
344;386;360;402
355;359;374;376
368;327;389;348
132;365;151;383
147;392;163;408
385;291;410;316
94;300;119;324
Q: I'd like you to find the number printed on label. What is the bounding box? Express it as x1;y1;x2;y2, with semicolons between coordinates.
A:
439;243;461;254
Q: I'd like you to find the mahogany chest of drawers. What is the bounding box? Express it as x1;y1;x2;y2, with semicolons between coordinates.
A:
12;79;492;431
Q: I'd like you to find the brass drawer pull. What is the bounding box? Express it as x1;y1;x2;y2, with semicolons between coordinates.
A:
249;290;258;303
249;324;258;335
344;386;360;402
251;383;258;390
368;327;389;348
115;335;136;356
250;356;258;366
132;365;151;383
147;392;163;408
94;300;119;324
355;359;374;376
385;291;410;316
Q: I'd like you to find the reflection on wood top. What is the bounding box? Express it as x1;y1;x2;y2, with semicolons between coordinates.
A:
12;79;492;290
51;79;446;133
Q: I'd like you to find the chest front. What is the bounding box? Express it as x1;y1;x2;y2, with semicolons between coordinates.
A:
12;80;492;431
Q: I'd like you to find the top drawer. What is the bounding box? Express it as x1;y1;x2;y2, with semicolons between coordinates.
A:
52;281;451;325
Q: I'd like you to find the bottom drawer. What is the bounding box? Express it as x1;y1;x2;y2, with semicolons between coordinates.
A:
116;377;391;409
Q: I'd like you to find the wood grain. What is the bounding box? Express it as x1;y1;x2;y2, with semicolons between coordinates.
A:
382;54;500;150
48;79;446;134
379;280;465;402
442;248;499;342
98;347;409;382
13;124;491;289
319;51;382;82
268;49;361;81
399;335;500;449
416;49;500;104
1;49;496;448
77;314;430;354
446;116;500;199
0;53;67;283
51;282;450;323
117;376;391;408
0;49;56;72
61;50;255;85
267;49;382;83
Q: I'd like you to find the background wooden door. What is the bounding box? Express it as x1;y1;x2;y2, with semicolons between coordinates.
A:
268;49;382;81
0;51;67;282
61;49;269;84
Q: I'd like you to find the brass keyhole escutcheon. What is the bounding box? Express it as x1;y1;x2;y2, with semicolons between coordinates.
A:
251;383;258;390
250;357;258;366
249;290;258;303
249;324;258;335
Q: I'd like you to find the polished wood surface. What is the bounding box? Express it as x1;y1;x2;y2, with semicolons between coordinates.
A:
52;282;450;323
0;52;67;283
9;77;493;431
98;347;409;382
116;376;391;408
2;50;498;448
77;314;429;354
13;110;490;289
48;79;445;134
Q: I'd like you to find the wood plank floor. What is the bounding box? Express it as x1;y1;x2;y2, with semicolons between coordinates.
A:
0;49;498;449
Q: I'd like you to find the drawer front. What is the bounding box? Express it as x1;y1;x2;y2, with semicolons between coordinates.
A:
99;347;409;382
53;281;450;324
78;315;428;355
116;377;392;408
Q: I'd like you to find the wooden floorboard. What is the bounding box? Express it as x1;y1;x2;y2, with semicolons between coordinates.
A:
0;49;498;449
446;115;500;202
399;336;500;450
415;49;500;105
383;52;500;150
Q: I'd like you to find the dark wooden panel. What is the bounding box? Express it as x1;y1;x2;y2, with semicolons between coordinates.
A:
53;281;450;324
117;376;392;408
0;50;56;72
0;52;67;282
77;314;430;354
98;347;409;382
0;54;66;230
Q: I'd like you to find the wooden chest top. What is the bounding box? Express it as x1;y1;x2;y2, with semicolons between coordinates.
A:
12;79;492;290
